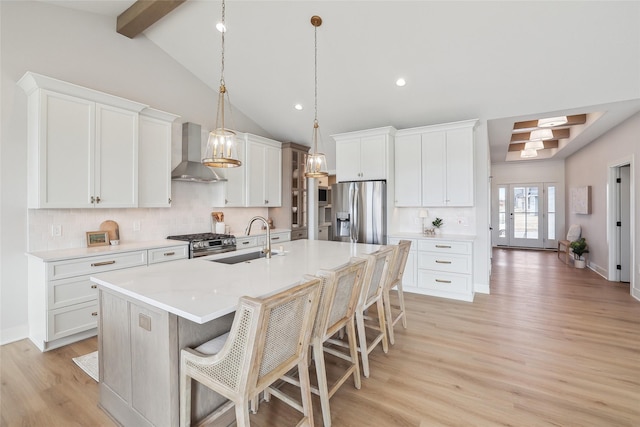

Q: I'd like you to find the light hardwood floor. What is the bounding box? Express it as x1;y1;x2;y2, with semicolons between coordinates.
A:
2;248;639;426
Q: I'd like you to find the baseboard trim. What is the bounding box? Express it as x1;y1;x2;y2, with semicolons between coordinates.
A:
0;324;29;346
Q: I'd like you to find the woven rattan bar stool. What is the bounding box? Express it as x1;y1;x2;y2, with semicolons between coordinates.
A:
179;278;321;427
383;240;411;345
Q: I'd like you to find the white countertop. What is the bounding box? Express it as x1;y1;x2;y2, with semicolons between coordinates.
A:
389;232;476;242
91;240;382;325
26;239;189;262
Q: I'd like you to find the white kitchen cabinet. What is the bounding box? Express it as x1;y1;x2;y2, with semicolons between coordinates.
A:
221;140;246;207
246;135;282;207
138;108;179;208
333;127;395;182
26;241;188;351
395;119;477;207
389;235;473;301
236;230;291;250
18;72;146;209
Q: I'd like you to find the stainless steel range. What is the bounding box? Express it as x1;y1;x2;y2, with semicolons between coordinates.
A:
166;233;236;258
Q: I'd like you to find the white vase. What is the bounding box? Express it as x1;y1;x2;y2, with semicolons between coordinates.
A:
574;259;586;269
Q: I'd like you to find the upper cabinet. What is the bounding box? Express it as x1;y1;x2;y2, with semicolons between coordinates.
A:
138;108;179;208
269;142;309;240
18;72;178;209
395;119;478;207
219;133;282;208
333;127;395;182
246;135;282;207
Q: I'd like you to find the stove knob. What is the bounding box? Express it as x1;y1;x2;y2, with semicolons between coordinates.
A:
194;241;202;249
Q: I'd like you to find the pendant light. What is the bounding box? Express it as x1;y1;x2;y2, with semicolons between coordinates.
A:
304;15;328;179
524;140;544;151
202;0;241;168
538;116;567;128
520;148;538;158
529;128;554;142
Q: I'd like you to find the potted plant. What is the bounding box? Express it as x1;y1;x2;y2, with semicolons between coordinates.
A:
570;237;589;268
432;217;443;234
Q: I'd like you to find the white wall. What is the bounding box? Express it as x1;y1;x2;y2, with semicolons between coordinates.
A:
565;112;639;299
0;1;270;344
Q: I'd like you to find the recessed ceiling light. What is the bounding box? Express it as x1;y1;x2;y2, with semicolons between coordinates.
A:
396;78;406;87
294;104;303;111
216;22;226;33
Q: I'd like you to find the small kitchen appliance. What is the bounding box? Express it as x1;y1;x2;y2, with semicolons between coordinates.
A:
166;233;236;258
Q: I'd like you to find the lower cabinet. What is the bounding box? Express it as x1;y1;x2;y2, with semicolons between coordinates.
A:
389;235;473;301
235;230;291;250
27;242;188;352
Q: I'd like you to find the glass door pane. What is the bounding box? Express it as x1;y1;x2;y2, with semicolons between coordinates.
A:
509;184;543;248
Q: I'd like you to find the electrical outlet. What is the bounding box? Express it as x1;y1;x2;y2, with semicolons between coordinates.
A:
52;225;62;237
133;221;141;232
414;218;420;225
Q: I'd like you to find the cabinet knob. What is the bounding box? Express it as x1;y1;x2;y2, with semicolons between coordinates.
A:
168;198;172;204
90;196;95;204
91;312;98;317
91;284;97;289
96;196;101;204
225;199;228;204
265;200;269;204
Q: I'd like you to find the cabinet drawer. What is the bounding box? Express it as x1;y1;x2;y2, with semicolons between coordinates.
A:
418;252;471;274
417;270;471;294
47;300;98;341
291;229;308;240
48;276;97;309
257;231;291;246
49;251;147;280
236;236;258;249
148;245;188;264
418;239;471;255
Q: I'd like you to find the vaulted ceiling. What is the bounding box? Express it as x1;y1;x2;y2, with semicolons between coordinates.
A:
39;1;640;166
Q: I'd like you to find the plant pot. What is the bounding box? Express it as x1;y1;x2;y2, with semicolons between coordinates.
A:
574;259;586;269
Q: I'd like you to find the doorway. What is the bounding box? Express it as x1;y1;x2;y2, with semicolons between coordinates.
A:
495;183;558;249
609;163;632;282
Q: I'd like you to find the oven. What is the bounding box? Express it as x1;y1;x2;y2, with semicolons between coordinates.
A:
166;233;237;258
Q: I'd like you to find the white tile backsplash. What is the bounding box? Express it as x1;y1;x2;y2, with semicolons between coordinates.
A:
27;182;267;251
389;207;477;235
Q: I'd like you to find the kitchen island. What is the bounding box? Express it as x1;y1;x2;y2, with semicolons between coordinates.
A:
90;239;382;427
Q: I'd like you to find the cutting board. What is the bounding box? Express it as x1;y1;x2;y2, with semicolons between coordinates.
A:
100;220;120;241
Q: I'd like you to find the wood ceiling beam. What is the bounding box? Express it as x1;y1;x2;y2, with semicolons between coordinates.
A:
117;0;186;39
512;114;587;131
508;140;559;152
510;128;570;142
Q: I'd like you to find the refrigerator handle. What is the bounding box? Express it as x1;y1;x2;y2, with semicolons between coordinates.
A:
352;183;359;242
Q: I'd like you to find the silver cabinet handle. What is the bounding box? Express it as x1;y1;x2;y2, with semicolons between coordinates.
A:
435;279;451;284
435;260;452;264
91;312;98;316
91;260;116;267
164;252;175;256
241;241;251;245
435;245;451;248
271;237;280;241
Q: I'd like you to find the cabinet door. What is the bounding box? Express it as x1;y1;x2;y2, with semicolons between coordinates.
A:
445;128;474;206
246;140;266;206
95;104;138;208
335;138;361;182
265;144;282;206
37;91;95;208
139;115;171;207
223;141;246;207
421;131;446;206
394;134;422;206
359;134;386;180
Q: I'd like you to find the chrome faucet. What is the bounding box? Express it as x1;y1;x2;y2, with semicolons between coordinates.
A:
245;216;271;259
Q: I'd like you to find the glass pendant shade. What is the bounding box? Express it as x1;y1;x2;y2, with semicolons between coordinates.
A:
520;148;538;158
524;140;544;151
305;121;328;178
538;116;567;127
529;128;554;141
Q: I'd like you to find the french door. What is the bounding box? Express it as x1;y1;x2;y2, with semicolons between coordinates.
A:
495;183;557;249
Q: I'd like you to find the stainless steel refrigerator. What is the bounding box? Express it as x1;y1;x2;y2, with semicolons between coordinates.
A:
331;180;386;244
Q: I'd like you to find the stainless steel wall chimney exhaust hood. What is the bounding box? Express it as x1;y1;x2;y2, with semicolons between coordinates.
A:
171;122;226;182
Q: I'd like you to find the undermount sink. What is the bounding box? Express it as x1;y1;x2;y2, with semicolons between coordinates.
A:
209;251;268;265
